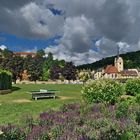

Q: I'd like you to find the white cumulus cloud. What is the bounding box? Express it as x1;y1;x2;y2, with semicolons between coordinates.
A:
0;45;7;50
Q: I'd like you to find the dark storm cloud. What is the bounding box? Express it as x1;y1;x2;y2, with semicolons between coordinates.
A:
70;33;91;53
0;7;33;38
94;0;131;42
0;0;133;42
0;0;33;37
0;0;33;9
0;0;64;39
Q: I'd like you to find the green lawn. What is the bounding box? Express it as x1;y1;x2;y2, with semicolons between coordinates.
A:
0;84;82;125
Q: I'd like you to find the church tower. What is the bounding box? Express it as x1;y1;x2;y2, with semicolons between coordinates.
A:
114;46;124;72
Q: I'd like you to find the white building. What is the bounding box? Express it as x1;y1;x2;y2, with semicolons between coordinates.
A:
94;71;103;80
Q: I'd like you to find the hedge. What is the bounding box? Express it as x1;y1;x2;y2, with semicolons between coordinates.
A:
0;69;12;90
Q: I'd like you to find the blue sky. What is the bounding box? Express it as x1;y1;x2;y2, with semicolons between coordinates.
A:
0;7;62;52
0;33;60;52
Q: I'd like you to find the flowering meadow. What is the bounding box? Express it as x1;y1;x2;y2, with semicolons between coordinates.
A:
0;102;140;140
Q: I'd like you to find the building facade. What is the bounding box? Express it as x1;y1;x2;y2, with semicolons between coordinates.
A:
104;65;118;79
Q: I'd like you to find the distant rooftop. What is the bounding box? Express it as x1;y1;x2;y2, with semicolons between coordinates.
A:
105;65;118;74
13;52;36;57
121;70;138;77
14;52;36;55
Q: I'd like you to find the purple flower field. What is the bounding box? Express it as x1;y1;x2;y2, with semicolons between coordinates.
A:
0;103;140;140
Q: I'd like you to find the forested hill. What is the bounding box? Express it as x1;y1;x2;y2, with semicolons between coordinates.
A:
77;50;140;70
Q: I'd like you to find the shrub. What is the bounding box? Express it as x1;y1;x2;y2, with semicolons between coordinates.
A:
136;110;140;124
115;101;129;119
120;131;135;140
135;94;140;104
0;70;12;90
119;96;135;105
82;80;124;104
125;79;140;96
102;80;124;104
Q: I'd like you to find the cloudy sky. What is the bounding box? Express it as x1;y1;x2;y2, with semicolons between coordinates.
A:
0;0;140;65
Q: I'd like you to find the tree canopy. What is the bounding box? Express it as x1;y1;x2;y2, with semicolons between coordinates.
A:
0;49;77;82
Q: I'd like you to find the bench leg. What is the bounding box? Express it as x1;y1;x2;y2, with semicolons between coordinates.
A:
53;96;56;99
35;97;37;100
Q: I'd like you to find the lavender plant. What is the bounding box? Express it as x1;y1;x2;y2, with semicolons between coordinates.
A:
0;103;140;140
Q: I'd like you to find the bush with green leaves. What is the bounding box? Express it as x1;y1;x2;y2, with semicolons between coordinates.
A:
0;70;12;90
125;79;140;96
136;110;140;125
135;94;140;104
82;80;124;104
115;101;129;119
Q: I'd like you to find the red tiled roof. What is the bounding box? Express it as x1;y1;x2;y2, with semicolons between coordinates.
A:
121;70;138;76
105;65;118;74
